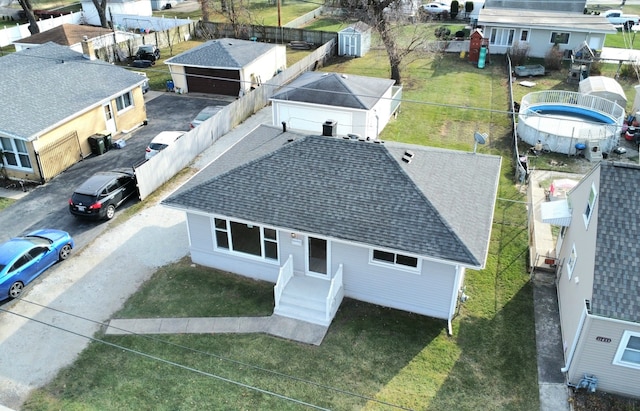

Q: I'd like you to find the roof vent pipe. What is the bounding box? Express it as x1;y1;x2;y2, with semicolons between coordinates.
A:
282;121;287;132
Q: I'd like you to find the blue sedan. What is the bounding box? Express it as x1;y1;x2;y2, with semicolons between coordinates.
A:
0;229;74;299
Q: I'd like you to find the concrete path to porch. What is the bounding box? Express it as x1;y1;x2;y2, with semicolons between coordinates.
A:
105;315;329;346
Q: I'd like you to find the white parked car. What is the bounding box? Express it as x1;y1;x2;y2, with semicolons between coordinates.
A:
422;2;450;14
144;131;185;160
189;105;224;129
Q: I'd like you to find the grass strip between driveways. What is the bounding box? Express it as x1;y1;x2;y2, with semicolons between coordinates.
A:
23;49;540;410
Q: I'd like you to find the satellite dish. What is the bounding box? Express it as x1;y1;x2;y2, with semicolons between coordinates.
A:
473;132;487;153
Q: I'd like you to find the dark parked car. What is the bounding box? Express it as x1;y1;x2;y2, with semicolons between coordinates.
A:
135;44;160;63
68;169;138;220
0;229;74;299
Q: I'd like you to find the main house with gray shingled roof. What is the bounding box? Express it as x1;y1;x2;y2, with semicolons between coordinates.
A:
163;124;501;333
270;71;401;139
0;42;147;183
554;161;640;399
164;38;286;97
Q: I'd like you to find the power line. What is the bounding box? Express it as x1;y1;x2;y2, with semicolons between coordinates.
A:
0;303;332;410
5;298;415;410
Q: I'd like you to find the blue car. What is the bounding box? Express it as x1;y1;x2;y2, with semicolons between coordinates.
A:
0;229;74;299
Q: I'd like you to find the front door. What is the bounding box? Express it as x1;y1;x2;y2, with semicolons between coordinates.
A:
307;237;327;276
103;102;116;134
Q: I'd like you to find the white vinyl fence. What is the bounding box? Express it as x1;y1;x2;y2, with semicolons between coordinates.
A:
134;39;336;200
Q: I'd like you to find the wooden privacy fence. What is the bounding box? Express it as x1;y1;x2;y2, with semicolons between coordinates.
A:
135;38;336;200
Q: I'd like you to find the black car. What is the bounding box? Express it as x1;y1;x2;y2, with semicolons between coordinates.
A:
135;44;160;63
69;169;138;220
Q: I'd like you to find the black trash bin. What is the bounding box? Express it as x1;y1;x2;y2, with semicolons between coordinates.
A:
89;135;106;156
98;131;112;152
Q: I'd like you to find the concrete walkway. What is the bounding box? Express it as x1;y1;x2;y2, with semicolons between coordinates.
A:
106;315;329;346
528;170;582;411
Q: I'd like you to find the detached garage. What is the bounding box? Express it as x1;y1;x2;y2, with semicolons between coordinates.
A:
579;76;627;110
270;71;401;139
164;38;286;97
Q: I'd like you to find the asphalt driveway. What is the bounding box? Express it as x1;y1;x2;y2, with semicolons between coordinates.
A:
0;92;231;249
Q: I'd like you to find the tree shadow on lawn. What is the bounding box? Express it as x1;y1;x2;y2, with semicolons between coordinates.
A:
424;284;540;411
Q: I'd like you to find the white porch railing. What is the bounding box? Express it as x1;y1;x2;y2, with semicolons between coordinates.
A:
326;264;344;322
274;254;294;310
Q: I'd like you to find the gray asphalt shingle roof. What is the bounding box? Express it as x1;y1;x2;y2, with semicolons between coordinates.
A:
478;8;615;34
164;38;276;68
0;42;145;140
592;162;640;322
164;125;501;267
271;72;395;110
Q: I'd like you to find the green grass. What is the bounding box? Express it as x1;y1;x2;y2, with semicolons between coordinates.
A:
155;0;319;26
22;43;540;410
0;196;15;210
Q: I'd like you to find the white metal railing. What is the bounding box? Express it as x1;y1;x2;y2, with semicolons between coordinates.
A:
519;90;626;122
326;264;344;321
274;254;294;309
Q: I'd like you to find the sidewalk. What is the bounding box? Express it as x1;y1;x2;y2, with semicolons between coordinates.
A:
528;169;583;411
106;315;329;345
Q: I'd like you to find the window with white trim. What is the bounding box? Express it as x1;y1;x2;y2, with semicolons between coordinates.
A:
520;30;529;42
213;218;278;261
551;32;570;45
613;331;640;369
490;28;515;46
371;249;419;270
583;183;597;228
566;244;577;279
115;91;133;112
0;136;32;170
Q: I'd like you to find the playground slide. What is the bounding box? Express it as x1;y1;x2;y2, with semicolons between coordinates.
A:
478;46;486;69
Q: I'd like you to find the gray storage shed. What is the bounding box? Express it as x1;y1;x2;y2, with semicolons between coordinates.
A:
338;22;371;57
579;76;627;110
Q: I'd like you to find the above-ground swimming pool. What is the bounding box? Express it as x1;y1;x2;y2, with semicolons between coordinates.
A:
517;91;625;155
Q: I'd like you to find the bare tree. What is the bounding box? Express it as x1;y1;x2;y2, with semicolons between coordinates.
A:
343;0;426;84
211;0;253;38
17;0;39;34
200;0;211;21
91;0;111;29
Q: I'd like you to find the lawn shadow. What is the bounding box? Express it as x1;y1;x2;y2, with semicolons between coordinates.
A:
425;284;539;411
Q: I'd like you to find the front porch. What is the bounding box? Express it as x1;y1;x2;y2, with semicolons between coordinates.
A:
273;255;344;326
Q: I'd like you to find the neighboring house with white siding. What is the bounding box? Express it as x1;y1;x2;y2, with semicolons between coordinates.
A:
270;72;401;139
551;161;640;398
163;124;501;333
477;0;615;58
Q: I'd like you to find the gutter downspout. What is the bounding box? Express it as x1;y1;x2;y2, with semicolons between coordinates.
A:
561;304;588;373
446;265;464;336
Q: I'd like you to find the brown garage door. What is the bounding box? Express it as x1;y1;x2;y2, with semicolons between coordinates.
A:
38;131;82;182
186;67;240;96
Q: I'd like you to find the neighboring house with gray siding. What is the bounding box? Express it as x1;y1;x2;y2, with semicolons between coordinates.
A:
552;161;640;398
163;124;501;333
477;1;615;58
